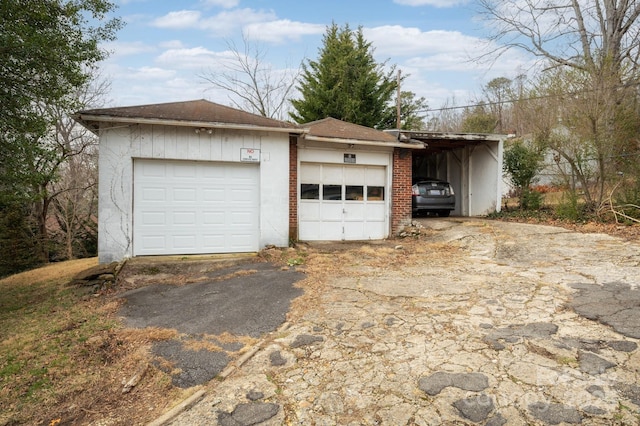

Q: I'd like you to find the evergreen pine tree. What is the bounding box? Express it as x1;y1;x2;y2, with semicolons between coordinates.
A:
290;23;397;128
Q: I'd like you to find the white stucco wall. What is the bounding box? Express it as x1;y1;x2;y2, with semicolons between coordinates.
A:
97;123;290;263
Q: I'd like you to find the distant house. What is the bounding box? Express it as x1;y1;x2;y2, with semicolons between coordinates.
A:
75;100;424;263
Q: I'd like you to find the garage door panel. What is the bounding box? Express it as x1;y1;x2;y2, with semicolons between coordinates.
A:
230;233;255;246
173;211;196;225
202;211;224;224
365;167;386;185
365;204;386;221
230;188;254;202
140;162;166;177
299;203;320;220
301;163;321;182
320;204;342;221
173;164;196;178
228;212;252;226
142;211;166;225
322;165;343;184
139;235;166;252
142;187;166;201
344;167;365;184
173;235;197;249
173;188;197;202
344;204;365;220
134;159;259;255
203;188;224;202
344;223;365;240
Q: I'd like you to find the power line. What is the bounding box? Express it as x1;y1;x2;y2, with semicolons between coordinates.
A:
419;80;640;114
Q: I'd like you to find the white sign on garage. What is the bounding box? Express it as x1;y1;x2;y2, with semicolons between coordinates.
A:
133;159;259;255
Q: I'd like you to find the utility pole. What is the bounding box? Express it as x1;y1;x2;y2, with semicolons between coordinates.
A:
396;69;401;129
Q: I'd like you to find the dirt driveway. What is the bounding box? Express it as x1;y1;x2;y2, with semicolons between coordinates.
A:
150;218;640;425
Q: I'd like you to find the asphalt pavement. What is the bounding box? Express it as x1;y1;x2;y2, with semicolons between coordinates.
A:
119;260;304;388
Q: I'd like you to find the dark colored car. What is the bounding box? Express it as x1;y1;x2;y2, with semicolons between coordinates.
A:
412;178;455;217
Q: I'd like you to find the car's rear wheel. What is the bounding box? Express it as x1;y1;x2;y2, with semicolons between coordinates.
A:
438;210;450;217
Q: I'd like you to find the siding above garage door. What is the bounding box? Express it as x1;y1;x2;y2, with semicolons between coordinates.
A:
133;159;259;255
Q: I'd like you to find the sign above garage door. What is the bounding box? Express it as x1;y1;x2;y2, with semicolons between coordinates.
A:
133;159;259;256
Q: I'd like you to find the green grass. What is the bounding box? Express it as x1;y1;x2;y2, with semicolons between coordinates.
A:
0;258;119;422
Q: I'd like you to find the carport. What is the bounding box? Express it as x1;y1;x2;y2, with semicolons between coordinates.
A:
387;131;506;216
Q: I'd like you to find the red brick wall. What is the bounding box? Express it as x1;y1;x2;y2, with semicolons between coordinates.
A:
289;135;298;241
392;148;413;234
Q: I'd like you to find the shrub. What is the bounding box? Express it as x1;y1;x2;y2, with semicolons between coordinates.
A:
555;191;585;221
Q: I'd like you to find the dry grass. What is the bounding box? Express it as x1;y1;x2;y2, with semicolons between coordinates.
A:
0;259;186;426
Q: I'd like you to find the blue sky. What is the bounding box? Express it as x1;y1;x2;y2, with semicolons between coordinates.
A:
101;0;533;115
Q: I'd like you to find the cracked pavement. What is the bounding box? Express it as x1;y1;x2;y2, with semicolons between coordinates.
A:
169;219;640;425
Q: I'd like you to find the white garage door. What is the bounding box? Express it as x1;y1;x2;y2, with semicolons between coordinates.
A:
299;163;388;241
133;159;259;256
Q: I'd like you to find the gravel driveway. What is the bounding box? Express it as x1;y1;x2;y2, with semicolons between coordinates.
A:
168;218;640;425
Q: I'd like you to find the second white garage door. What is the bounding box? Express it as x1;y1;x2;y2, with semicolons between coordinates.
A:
298;163;388;241
133;159;259;256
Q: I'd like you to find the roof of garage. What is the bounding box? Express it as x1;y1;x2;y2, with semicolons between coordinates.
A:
303;118;423;149
75;99;304;134
388;130;505;155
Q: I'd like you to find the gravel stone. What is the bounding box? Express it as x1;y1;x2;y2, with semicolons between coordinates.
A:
607;340;638;352
528;402;582;424
452;393;495;422
418;372;489;396
217;402;279;426
578;351;616;375
269;350;287;366
290;334;324;348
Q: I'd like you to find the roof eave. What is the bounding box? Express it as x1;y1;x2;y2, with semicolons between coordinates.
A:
303;134;424;149
392;130;506;142
74;114;307;135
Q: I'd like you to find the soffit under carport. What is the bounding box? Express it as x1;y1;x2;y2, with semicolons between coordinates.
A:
386;130;505;155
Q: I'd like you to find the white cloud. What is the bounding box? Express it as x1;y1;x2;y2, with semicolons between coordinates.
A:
393;0;468;7
199;0;239;8
199;8;277;36
243;20;325;43
364;26;484;57
103;41;156;57
152;8;277;36
159;40;186;49
127;66;177;80
156;46;227;69
153;10;201;29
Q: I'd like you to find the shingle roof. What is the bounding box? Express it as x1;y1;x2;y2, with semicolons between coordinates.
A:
76;99;298;130
303;117;399;143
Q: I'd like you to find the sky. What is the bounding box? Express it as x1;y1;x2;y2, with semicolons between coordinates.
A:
100;0;534;117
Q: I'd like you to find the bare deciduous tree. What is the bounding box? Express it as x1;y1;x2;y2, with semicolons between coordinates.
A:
37;73;108;260
479;0;640;207
479;0;640;76
200;35;300;121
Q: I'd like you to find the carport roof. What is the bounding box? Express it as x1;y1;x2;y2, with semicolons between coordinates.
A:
75;99;304;134
388;130;506;155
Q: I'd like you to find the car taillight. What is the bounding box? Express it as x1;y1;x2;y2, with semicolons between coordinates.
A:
448;185;455;195
412;185;420;196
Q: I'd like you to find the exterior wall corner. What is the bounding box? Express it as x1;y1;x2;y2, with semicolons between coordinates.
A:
288;136;298;242
391;148;412;235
